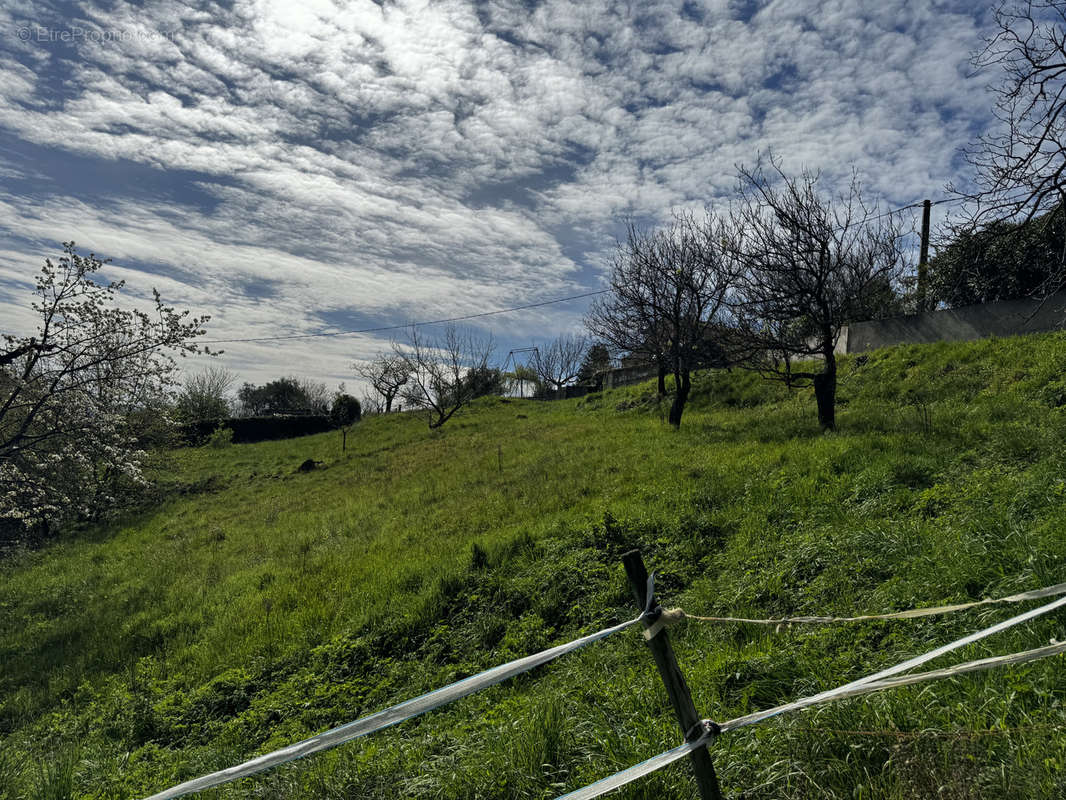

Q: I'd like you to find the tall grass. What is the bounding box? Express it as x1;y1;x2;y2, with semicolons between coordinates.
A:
3;333;1066;798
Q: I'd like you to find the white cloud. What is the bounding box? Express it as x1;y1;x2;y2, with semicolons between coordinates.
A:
0;0;996;385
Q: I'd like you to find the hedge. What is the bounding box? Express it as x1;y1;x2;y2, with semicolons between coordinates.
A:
180;415;334;445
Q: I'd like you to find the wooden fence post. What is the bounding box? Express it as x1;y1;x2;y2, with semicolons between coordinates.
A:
622;549;723;800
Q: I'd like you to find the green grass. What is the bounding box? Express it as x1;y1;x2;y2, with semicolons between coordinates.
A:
4;332;1066;799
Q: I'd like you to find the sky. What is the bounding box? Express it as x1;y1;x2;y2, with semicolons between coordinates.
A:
0;0;1000;392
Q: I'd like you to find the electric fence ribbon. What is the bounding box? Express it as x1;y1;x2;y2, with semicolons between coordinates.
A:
144;578;1066;800
557;591;1066;800
143;576;657;800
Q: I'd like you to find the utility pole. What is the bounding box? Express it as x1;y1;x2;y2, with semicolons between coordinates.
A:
916;199;931;313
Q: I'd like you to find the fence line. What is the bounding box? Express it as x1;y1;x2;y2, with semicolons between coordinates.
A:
556;592;1066;800
722;592;1066;731
143;574;657;800
657;579;1066;632
143;575;1066;800
820;723;1066;738
554;641;1066;800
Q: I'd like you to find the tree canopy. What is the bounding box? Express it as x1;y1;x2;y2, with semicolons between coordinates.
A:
577;343;612;389
236;377;329;416
931;205;1066;306
175;366;234;423
0;242;210;534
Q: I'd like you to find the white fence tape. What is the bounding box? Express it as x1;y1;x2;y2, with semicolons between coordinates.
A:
144;614;644;800
727;592;1066;731
764;640;1066;708
555;640;1066;800
678;580;1066;627
556;592;1066;800
555;738;704;800
144;576;1066;800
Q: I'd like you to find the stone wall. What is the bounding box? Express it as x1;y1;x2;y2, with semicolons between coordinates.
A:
601;293;1066;383
545;385;593;400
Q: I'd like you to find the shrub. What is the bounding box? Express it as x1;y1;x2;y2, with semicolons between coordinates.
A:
206;425;233;449
179;415;334;445
330;394;361;427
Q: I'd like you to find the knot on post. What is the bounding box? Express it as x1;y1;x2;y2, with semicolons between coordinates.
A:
685;719;720;743
643;607;686;641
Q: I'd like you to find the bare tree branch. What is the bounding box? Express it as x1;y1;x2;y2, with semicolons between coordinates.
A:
531;334;588;393
728;158;909;429
586;211;740;427
395;325;495;429
353;351;410;413
954;1;1066;294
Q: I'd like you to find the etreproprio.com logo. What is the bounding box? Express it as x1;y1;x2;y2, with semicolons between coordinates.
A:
15;26;180;44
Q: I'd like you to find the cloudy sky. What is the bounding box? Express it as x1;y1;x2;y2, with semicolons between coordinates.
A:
0;0;998;390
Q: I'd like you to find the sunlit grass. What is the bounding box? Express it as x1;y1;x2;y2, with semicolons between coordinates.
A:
3;332;1066;798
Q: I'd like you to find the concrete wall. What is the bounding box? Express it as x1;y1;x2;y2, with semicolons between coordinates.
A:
602;363;659;389
843;291;1066;354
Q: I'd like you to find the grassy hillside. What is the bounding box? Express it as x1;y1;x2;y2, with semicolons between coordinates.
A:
4;333;1066;799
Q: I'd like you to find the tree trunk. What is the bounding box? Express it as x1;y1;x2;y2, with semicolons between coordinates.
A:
384;393;393;413
657;359;667;396
668;370;691;428
813;351;836;431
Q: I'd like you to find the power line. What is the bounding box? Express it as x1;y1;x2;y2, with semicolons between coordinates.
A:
196;195;969;347
847;195;963;228
865;199;926;223
199;289;608;345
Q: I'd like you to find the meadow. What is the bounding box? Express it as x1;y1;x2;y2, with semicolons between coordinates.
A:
4;333;1066;799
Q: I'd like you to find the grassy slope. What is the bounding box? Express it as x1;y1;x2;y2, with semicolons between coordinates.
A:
4;333;1066;799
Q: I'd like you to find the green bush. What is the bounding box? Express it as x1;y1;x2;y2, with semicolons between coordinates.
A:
206;425;233;449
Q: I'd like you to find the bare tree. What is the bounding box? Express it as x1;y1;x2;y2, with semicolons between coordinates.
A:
728;159;908;430
296;377;331;414
587;226;672;396
354;352;410;413
957;0;1066;294
395;325;495;429
968;2;1066;221
360;391;383;416
530;334;588;395
586;211;739;427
